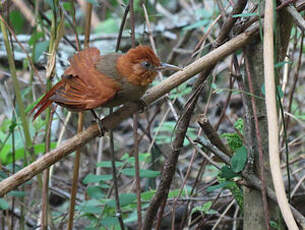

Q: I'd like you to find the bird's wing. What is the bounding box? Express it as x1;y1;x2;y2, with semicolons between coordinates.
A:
31;48;121;120
51;47;121;110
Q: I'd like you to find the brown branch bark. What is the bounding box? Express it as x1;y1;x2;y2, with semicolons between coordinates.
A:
0;25;258;197
198;115;233;156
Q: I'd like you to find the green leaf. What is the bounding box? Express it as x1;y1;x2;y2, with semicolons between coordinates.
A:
231;146;247;173
234;118;244;134
121;153;151;164
228;183;243;210
2;142;57;164
221;133;243;151
83;174;112;184
206;181;235;192
121;153;132;162
77;199;102;214
183;19;209;30
219;165;239;179
274;60;293;68
232;13;258;18
29;31;44;46
168;187;191;198
9;10;25;34
154;121;176;132
101;217;119;227
87;186;105;200
270;220;281;230
85;228;98;230
118;193;137;206
169;83;192;99
191;201;216;214
106;193;137;208
62;2;73;11
0;144;11;164
94;18;119;33
155;135;172;144
34;41;49;63
138;153;151;163
96;161;124;168
7;190;25;197
141;190;156;201
121;168;160;178
0;142;56;165
0;198;9;210
124;210;138;223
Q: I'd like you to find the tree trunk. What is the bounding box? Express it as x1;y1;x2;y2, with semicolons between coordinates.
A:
242;8;293;230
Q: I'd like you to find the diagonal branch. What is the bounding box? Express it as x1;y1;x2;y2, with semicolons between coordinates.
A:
0;24;258;197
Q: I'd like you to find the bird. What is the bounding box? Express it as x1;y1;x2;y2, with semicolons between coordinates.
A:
31;45;181;132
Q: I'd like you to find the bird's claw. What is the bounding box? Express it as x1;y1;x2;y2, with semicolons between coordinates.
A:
90;109;105;137
95;118;105;137
136;99;147;113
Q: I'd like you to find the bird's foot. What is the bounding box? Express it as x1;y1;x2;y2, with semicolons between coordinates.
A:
95;118;105;137
135;99;147;113
90;109;105;137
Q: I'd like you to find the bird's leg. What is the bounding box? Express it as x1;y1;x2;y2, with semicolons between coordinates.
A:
91;109;105;136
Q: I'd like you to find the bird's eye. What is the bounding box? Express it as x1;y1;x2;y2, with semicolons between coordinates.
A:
141;61;151;69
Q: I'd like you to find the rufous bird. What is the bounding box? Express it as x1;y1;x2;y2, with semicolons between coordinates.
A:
31;45;181;131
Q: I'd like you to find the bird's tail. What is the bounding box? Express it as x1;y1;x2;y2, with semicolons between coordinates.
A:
31;81;63;120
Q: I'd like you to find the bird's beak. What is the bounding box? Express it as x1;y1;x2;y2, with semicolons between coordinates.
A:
155;63;182;71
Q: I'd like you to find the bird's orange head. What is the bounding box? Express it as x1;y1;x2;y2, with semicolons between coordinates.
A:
117;45;181;86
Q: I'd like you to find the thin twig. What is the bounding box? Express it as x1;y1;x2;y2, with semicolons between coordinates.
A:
41;109;53;230
67;113;83;230
214;74;234;131
40;5;64;229
10;111;16;230
67;2;89;229
285;32;303;131
129;0;142;229
116;4;130;52
129;0;136;48
212;199;235;230
110;109;125;230
71;1;80;51
129;0;142;228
